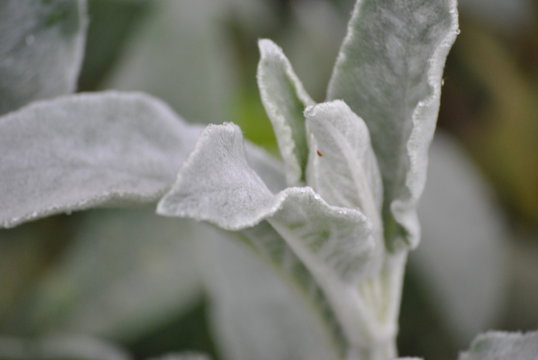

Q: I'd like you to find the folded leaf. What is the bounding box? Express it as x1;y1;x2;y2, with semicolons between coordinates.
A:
327;0;459;249
0;91;202;228
459;331;538;360
257;39;314;186
305;100;383;241
0;335;129;360
158;123;374;283
0;0;87;115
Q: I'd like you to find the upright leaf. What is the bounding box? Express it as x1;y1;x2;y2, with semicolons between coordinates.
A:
257;39;314;186
459;331;538;360
0;91;202;228
0;0;87;115
328;0;459;249
305;100;382;233
158;123;375;283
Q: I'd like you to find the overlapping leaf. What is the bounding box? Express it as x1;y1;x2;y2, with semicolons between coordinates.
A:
328;0;459;249
158;123;374;283
305;100;383;270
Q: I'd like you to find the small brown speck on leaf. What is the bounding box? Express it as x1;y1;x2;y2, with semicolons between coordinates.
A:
316;150;323;157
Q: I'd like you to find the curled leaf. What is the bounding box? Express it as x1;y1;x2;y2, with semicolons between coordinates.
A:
158;123;374;283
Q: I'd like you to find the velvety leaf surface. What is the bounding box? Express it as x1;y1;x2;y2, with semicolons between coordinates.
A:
0;335;129;360
305;100;383;262
158;123;374;283
0;91;202;228
459;331;538;360
257;39;314;185
0;0;87;115
328;0;459;249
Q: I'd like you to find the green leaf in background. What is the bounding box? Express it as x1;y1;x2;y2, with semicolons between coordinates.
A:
327;0;459;249
0;0;87;115
257;39;314;186
0;91;202;228
24;209;204;341
458;331;538;360
414;134;507;347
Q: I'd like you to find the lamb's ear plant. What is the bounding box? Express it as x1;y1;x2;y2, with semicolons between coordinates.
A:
0;0;537;360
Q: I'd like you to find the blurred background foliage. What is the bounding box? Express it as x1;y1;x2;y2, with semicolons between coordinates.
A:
1;0;537;359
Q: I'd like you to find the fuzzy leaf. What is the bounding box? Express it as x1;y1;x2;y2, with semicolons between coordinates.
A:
158;123;374;283
459;331;538;360
0;91;202;228
305;100;382;233
0;0;87;115
257;39;314;186
328;0;459;249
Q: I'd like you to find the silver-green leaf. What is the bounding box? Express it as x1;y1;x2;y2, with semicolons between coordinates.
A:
0;91;202;228
327;0;459;249
157;123;374;283
257;39;315;186
0;0;87;115
305;100;383;244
